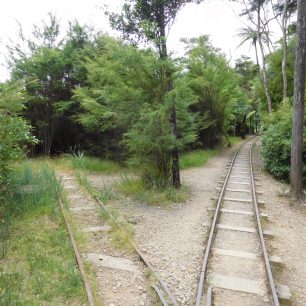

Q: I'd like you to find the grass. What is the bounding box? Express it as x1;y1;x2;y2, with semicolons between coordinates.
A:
75;172;135;250
227;136;242;146
70;153;121;173
117;178;189;206
180;149;218;170
0;162;87;305
180;136;243;170
27;153;122;175
57;152;122;173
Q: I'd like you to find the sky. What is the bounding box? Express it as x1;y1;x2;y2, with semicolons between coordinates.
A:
0;0;283;82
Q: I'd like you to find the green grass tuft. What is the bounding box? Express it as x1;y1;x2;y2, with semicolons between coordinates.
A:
180;149;217;169
117;178;189;205
70;153;121;173
227;136;242;146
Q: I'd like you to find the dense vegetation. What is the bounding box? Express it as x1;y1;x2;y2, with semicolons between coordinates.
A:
1;2;303;190
0;0;303;194
0;14;257;191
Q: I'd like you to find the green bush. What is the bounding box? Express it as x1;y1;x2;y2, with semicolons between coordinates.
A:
0;82;36;193
261;103;306;182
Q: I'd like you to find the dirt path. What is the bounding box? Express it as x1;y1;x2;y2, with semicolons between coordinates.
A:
252;141;306;306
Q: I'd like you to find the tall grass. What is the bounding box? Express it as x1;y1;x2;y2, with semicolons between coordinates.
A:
70;152;121;173
180;149;218;169
0;162;87;305
118;177;189;205
227;136;241;146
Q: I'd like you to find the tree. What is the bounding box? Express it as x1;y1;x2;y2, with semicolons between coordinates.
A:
183;36;246;146
272;0;297;100
237;26;261;70
0;82;36;193
265;36;296;107
234;0;275;113
108;0;203;188
9;15;94;155
290;0;306;202
74;36;196;187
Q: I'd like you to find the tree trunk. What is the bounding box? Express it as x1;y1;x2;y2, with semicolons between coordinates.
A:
159;7;181;188
170;104;181;188
281;0;289;100
290;0;306;202
257;5;273;113
254;41;260;73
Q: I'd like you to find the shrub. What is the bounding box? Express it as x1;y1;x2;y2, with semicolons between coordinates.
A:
0;82;36;193
261;103;306;183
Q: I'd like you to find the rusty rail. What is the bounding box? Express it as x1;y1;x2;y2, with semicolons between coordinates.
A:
58;178;95;306
93;195;179;306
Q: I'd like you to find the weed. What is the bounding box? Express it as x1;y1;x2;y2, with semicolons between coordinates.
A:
111;224;134;250
118;178;189;205
180;149;217;169
70;153;121;173
75;172;135;252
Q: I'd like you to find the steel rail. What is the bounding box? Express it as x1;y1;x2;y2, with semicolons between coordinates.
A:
195;136;257;306
93;195;179;306
200;138;280;306
195;145;240;306
58;178;95;306
249;141;280;306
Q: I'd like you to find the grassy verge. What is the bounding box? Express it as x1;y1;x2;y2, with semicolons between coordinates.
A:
69;153;121;173
28;154;122;175
117;178;189;206
180;149;218;169
0;162;87;305
75;172;134;250
227;136;242;146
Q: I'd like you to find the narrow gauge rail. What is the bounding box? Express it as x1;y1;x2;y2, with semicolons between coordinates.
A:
59;174;179;306
195;137;285;306
92;195;179;306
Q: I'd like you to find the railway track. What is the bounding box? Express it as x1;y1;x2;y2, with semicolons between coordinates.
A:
59;137;291;306
58;174;179;306
195;137;291;306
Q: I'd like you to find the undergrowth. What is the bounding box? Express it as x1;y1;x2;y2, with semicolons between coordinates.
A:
68;153;121;173
117;177;189;205
180;149;218;169
227;136;242;146
75;172;134;250
0;162;86;305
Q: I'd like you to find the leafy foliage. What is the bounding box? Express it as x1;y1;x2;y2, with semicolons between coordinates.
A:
74;36;196;188
183;36;247;146
0;82;36;192
10;15;95;155
261;102;306;182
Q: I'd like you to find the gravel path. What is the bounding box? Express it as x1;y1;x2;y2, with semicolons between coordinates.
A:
87;143;239;305
252;141;306;306
86;138;306;306
59;175;154;306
